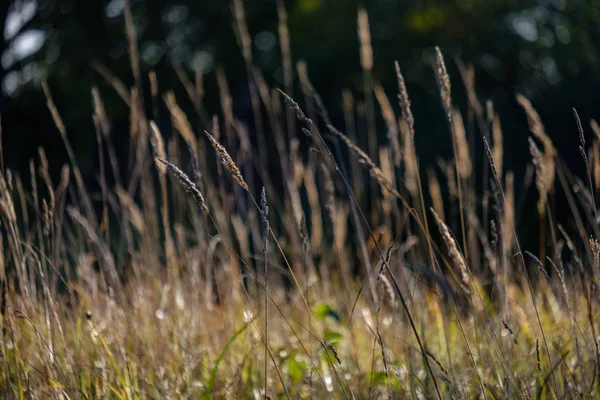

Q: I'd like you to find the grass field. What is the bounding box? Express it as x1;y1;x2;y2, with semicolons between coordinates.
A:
1;2;600;399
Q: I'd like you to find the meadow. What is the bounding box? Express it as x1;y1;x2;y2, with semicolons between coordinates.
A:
1;2;599;399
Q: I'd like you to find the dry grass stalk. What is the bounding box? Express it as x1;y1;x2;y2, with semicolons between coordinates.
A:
395;61;437;273
133;89;150;165
479;224;497;273
329;126;401;199
279;89;311;127
290;138;302;185
342;89;362;198
260;187;270;252
574;107;586;149
379;147;395;189
92;87;122;189
37;148;54;199
42;81;95;223
57;165;70;196
591;119;600;143
91;87;110;139
149;121;167;175
304;159;323;250
481;136;499;185
401;120;418;197
427;168;445;221
231;215;251;262
374;85;401;167
204;130;249;191
251;67;273;115
259;186;270;393
164;92;198;154
378;273;397;308
42;81;67;138
592;140;600;189
503;172;515;253
91;61;131;105
357;8;376;161
38;148;55;235
129;87;140;144
343;90;355;129
457;61;483;117
149;70;158;99
296;61;321;124
516;94;556;215
115;187;146;233
67;206;119;288
231;0;252;63
434;47;452;115
298;214;318;285
333;202;349;251
271;86;283;122
0;230;4;282
379;147;395;216
230;0;266;167
492;113;503;177
233;120;252;164
30;159;39;222
216;68;235;135
158;158;209;212
319;162;335;225
276;0;292;86
357;8;373;71
150;119;176;275
0;174;17;224
212;115;221;147
124;2;142;97
431;208;470;291
394;62;415;140
174;66;201;111
435;48;470;265
591;238;600;277
452;109;472;179
0;172;25;300
440;159;458;201
516;94;552;145
289;138;304;225
528;138;549;215
573;108;597;221
277;0;294;140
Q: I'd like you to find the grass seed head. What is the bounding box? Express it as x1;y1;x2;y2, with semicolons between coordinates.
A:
204;130;249;191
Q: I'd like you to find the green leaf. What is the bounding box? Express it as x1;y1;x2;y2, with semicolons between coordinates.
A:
370;371;388;386
287;357;306;384
323;330;344;344
314;303;341;322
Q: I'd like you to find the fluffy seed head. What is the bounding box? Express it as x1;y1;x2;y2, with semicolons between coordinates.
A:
204;130;249;191
434;47;452;114
158;158;209;212
260;187;269;247
431;208;470;292
394;61;415;141
278;89;309;124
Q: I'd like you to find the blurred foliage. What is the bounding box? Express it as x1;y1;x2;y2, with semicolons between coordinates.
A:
2;0;600;193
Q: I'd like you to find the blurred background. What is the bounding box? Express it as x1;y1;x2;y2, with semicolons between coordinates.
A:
1;0;600;242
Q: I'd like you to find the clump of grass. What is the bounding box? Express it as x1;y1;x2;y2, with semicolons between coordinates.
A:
3;3;600;399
